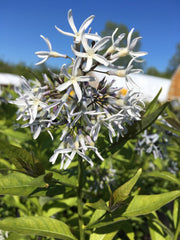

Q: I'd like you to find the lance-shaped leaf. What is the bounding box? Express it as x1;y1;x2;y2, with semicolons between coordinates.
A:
122;191;180;217
0;172;51;196
144;88;162;116
0;139;45;177
88;191;180;231
109;168;142;210
0;216;76;240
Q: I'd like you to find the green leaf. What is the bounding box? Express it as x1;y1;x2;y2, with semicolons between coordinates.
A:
173;199;180;229
89;191;180;231
6;232;28;240
156;120;180;136
122;191;180;217
0;172;50;196
146;171;180;186
50;170;78;187
109;168;142;210
0;216;76;240
144;88;162;116
90;232;118;240
165;117;180;131
148;219;166;240
86;199;109;211
88;209;107;226
0;139;45;177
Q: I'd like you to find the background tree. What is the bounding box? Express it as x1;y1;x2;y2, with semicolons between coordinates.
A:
166;43;180;77
146;66;171;79
101;21;143;68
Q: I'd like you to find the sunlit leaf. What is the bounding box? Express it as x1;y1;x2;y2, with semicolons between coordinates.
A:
122;191;180;217
0;216;76;240
0;172;50;196
89;191;180;231
109;168;142;210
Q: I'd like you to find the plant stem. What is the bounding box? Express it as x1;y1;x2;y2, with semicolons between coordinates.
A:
77;158;85;240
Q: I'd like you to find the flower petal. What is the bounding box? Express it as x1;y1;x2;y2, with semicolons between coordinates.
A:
127;28;134;48
55;25;75;37
68;9;77;34
71;45;87;58
73;81;82;102
93;54;109;66
29;105;38;124
79;15;95;33
84;33;101;41
83;58;93;72
61;64;71;79
93;36;110;52
40;35;52;51
35;57;49;65
35;51;49;57
72;57;81;76
81;37;90;52
33;125;41;140
56;81;72;92
77;76;95;82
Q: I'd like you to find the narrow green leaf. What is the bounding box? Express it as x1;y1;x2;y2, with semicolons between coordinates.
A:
144;88;162;116
174;220;180;240
173;199;180;228
0;172;49;196
152;218;174;239
148;220;166;240
86;199;109;211
122;191;180;217
0;216;76;240
109;169;142;210
156;121;180;136
165;117;180;131
90;231;118;240
146;171;180;186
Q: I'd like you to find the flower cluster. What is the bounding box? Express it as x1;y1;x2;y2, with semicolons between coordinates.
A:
11;9;147;169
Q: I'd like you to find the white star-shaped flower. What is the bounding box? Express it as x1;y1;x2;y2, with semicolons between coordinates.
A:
55;9;100;43
72;36;110;72
35;35;67;65
56;57;94;102
111;28;148;60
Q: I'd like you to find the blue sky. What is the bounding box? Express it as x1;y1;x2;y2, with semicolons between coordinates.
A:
0;0;180;72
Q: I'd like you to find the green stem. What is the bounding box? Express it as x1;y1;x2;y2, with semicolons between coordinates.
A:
77;158;85;240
